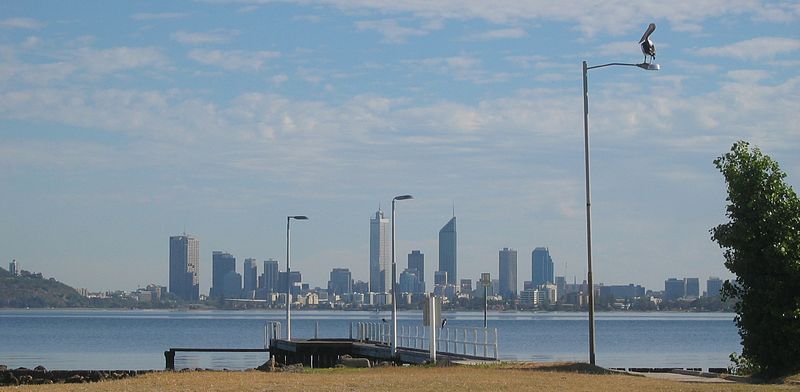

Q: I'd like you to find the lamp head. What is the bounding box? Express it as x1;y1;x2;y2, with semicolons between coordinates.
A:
290;215;309;220
637;63;660;71
393;195;414;201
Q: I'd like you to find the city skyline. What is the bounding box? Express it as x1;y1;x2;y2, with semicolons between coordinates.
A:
2;2;794;292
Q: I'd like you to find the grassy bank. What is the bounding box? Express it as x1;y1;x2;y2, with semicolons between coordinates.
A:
6;363;797;391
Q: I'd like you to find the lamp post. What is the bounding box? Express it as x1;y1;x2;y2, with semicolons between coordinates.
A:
480;273;491;329
391;194;413;357
286;215;308;341
582;59;659;365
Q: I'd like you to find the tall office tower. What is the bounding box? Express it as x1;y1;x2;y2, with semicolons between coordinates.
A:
222;270;242;299
664;278;685;300
169;235;200;301
438;216;457;285
499;247;518;300
8;259;19;276
407;250;425;293
328;268;353;296
399;269;421;293
706;277;723;298
531;247;554;287
460;279;472;293
278;271;302;295
243;258;258;293
262;259;280;293
434;270;448;285
684;277;700;298
555;276;567;302
211;251;236;298
370;209;390;293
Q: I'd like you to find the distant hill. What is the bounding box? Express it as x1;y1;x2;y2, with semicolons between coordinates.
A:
0;267;88;308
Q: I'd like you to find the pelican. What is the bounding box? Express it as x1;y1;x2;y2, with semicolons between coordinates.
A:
639;23;656;64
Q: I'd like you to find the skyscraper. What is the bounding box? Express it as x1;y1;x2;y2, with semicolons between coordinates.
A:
211;251;236;298
499;247;518;300
262;259;279;293
328;268;353;296
370;209;390;293
407;250;425;293
439;216;457;285
706;277;723;298
684;277;700;298
664;278;685;300
531;247;554;287
243;258;258;293
169;235;199;301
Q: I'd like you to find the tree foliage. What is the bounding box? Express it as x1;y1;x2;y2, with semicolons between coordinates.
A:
711;141;800;378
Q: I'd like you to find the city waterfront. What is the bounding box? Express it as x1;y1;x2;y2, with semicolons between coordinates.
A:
0;310;739;371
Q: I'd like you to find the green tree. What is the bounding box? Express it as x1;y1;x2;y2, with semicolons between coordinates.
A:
711;141;800;378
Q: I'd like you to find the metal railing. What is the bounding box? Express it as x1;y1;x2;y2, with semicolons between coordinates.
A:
350;322;498;359
265;321;281;348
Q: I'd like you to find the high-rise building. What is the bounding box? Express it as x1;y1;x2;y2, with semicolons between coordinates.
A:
399;269;421;294
434;270;448;285
222;270;242;299
460;279;472;293
370;209;390;293
278;271;302;296
211;251;236;298
438;216;457;285
262;259;280;293
328;268;353;296
408;250;425;293
169;235;200;301
499;248;518;300
706;277;723;298
664;278;685;300
243;258;258;293
531;247;554;287
8;259;19;276
684;277;700;298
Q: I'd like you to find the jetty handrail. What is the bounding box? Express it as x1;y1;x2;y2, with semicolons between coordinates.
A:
350;321;389;345
265;321;282;348
437;326;498;359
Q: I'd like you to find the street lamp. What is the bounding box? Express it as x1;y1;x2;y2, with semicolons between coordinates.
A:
391;194;413;357
582;23;660;366
480;273;491;329
286;215;308;341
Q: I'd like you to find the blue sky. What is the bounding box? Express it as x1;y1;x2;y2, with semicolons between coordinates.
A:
1;1;798;293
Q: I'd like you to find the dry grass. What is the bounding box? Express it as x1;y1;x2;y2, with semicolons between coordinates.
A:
6;364;798;392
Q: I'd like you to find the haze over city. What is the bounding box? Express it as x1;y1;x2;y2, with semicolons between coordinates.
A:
1;1;798;293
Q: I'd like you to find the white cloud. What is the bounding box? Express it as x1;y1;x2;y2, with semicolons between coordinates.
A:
171;30;240;45
0;17;42;29
188;49;280;71
355;19;433;43
696;37;800;61
467;28;527;41
131;12;188;21
74;47;169;74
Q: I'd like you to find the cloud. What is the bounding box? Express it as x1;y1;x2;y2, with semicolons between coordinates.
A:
187;49;280;71
467;28;527;41
0;17;43;29
171;30;240;45
131;12;188;21
696;37;800;61
355;19;433;43
405;55;515;84
74;47;169;74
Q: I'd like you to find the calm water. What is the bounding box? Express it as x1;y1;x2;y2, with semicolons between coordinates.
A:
0;310;740;370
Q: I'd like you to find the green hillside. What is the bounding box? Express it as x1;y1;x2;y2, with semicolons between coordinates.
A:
0;267;88;308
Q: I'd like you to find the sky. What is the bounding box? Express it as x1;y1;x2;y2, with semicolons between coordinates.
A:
1;1;798;294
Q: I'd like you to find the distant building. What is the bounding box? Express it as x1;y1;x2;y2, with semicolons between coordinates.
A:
664;278;685;300
328;268;352;296
434;270;448;286
278;271;302;296
8;259;19;276
555;276;567;302
706;277;723;298
262;259;279;293
598;284;646;300
684;278;700;298
353;280;370;294
222;270;242;299
498;248;518;300
243;258;258;293
169;235;200;301
460;279;472;294
407;250;425;293
399;269;421;294
211;251;236;298
531;247;554;287
370;209;390;293
438;216;457;285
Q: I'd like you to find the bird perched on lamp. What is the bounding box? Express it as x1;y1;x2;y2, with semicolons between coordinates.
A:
639;23;656;64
